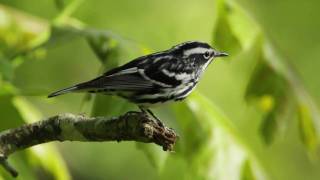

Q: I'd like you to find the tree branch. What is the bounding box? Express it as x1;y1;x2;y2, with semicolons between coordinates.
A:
0;111;177;177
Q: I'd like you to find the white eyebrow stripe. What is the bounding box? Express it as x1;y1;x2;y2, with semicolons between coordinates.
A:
183;47;211;56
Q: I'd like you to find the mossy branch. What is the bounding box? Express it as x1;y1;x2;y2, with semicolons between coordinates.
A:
0;112;177;177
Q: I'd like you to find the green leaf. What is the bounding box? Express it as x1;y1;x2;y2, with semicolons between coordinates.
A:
172;101;211;157
53;0;85;25
0;82;18;96
181;92;268;179
245;59;288;101
259;111;277;145
212;0;241;56
26;145;71;180
86;30;119;63
0;5;49;59
1;151;36;180
0;58;14;81
245;47;291;144
12;97;71;180
224;2;260;50
227;0;320;150
241;160;255;180
263;42;320;151
0;97;49;179
297;103;318;152
84;28;143;66
44;26;80;48
0;96;24;131
213;14;241;56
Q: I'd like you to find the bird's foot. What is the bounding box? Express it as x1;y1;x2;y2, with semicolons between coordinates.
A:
155;118;165;128
139;107;165;128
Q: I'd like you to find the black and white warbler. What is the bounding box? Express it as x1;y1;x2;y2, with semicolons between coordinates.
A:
48;41;228;124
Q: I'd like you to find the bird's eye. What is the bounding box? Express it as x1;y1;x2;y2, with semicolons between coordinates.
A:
203;51;210;59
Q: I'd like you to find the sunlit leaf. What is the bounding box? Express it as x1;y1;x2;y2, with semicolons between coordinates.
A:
1;151;37;180
0;5;49;58
187;93;244;179
183;92;268;180
213;15;241;56
226;2;260;50
241;160;255;180
12;97;42;123
263;42;320;151
0;97;39;179
53;0;86;25
12;97;71;180
172;102;211;157
213;0;241;56
27;144;71;180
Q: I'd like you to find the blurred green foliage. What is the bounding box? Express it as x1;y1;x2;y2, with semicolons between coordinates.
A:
0;0;320;180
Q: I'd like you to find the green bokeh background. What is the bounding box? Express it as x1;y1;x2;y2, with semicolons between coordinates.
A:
0;0;320;179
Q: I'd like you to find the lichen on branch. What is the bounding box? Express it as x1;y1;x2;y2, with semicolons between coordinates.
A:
0;111;177;177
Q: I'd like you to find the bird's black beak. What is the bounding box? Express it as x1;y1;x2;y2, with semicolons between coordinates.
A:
215;52;229;57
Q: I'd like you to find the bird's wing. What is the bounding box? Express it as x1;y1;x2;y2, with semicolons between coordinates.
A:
48;68;154;98
85;55;182;91
71;55;154;91
77;70;155;91
49;55;182;98
138;56;183;87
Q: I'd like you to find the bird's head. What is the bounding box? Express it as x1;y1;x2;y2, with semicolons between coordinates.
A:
172;41;228;64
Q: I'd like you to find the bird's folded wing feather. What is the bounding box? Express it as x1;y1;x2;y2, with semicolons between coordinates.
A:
79;56;183;91
78;71;154;91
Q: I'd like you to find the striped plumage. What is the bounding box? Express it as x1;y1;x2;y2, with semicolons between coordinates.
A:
48;41;228;121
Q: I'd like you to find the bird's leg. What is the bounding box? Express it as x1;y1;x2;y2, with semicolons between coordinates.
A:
138;106;147;114
139;107;165;127
146;109;165;128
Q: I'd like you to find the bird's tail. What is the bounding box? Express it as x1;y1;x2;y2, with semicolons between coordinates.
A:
48;85;80;98
48;76;104;98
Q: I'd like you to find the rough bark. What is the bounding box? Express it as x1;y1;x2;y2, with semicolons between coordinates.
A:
0;111;177;177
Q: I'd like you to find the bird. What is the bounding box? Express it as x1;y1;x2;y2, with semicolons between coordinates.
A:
48;41;228;126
